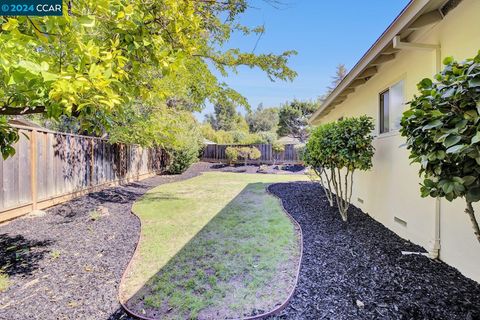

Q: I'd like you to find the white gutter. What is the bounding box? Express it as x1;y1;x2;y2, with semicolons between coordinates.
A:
392;35;442;259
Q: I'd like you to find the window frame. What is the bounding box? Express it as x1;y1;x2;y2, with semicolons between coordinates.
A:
378;78;405;136
379;88;390;134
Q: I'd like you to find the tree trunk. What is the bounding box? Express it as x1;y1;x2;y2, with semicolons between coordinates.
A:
313;167;334;207
466;201;480;244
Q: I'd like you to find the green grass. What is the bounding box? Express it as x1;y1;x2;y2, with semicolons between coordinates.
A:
121;172;307;319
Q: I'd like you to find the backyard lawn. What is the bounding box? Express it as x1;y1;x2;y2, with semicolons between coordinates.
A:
120;172;308;319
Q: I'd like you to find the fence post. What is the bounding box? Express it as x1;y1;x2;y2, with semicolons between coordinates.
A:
30;129;38;210
90;138;95;186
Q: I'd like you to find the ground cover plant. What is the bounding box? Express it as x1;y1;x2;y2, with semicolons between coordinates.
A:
401;52;480;243
120;172;307;319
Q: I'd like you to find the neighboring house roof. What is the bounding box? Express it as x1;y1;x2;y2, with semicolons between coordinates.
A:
203;138;216;145
310;0;461;124
277;136;301;145
8;117;44;129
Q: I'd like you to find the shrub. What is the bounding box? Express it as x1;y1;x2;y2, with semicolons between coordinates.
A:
305;116;375;221
249;147;261;161
225;146;238;164
167;116;203;174
272;142;285;165
167;146;199;174
400;52;480;243
237;147;252;166
294;143;306;164
232;146;262;166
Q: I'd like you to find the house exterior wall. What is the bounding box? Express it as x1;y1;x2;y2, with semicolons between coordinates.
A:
317;0;480;282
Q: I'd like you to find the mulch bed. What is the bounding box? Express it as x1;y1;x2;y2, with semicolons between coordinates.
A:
0;162;215;320
208;163;306;175
267;182;480;320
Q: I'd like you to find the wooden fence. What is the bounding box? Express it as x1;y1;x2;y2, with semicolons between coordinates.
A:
0;125;169;222
201;144;302;164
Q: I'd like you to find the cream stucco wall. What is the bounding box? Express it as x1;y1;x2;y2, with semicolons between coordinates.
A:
317;0;480;282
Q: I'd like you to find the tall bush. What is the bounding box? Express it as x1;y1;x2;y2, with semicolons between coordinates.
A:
249;147;262;162
400;52;480;243
166;114;203;174
305;116;375;221
225;147;238;165
272;142;285;165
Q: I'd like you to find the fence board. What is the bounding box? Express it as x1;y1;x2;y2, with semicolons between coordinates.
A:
0;125;169;222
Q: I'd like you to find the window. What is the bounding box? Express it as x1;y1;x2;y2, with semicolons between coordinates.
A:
380;90;389;133
379;80;404;134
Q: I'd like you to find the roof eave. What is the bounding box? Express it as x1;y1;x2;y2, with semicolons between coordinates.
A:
309;0;433;125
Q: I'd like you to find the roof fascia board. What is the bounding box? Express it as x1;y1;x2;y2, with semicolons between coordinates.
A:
309;0;431;124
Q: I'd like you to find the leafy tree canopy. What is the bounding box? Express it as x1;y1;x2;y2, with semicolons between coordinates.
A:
205;102;246;131
277;100;318;142
305;116;375;221
400;52;480;243
319;64;348;102
246;104;279;133
0;0;297;158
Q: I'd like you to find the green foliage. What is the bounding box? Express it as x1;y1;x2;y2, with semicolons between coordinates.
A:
277;100;318;142
227;146;261;165
206;103;243;131
167;146;199;174
237;147;252;164
0;116;18;159
257;131;277;144
401;52;480;202
272;142;285;153
166;113;203;174
307;116;374;171
400;52;480;242
225;146;238;164
305;116;375;220
271;142;285;165
0;0;297;158
249;147;261;160
246;105;279;133
200;124;275;145
319;64;348;102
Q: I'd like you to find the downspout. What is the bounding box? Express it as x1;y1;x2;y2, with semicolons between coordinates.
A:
393;35;442;259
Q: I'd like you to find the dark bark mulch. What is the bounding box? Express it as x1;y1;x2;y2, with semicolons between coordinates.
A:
0;162;214;320
209;163;306;175
267;182;480;320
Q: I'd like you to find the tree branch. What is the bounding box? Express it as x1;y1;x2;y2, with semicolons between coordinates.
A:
0;106;46;115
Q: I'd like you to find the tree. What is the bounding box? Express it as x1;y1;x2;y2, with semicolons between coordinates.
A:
272;142;285;166
246;104;279;133
206;103;238;131
319;64;348;102
277;100;318;142
0;0;297;158
305;116;375;221
400;53;480;244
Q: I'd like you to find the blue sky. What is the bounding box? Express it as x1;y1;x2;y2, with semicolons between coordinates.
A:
195;0;410;121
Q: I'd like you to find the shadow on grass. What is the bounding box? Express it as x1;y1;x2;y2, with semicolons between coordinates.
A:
119;182;298;320
0;234;53;277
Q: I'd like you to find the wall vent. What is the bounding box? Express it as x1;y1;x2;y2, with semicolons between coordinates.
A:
394;216;407;227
